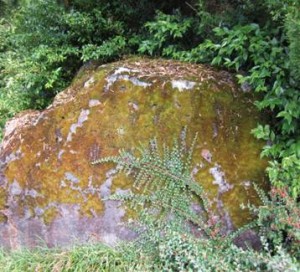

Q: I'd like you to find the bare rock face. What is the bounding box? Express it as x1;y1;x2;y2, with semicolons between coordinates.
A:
0;58;267;249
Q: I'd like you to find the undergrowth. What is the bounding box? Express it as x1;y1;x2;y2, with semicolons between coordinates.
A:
0;243;129;272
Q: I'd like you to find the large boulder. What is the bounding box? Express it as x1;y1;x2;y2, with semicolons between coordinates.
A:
0;58;267;249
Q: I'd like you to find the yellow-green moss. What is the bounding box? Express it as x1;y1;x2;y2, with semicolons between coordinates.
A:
1;58;268;228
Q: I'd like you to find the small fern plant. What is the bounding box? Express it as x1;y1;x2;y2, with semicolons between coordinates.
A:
92;133;263;270
92;132;231;241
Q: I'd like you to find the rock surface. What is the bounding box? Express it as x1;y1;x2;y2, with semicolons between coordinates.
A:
0;58;267;249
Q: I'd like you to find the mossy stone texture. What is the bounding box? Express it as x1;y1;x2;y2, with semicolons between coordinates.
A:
0;58;267;249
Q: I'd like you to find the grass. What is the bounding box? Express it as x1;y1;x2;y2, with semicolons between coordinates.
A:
0;243;131;272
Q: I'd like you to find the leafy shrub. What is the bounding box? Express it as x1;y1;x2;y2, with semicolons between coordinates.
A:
247;186;300;259
138;11;194;57
0;0;127;138
286;2;300;84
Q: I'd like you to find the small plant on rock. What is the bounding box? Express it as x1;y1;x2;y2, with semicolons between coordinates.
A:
91;133;300;271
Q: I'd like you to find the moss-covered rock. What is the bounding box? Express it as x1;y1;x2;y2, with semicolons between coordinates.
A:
0;58;267;249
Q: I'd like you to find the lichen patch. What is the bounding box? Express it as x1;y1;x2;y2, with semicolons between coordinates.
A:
66;109;90;142
171;80;196;91
104;66;151;92
210;164;234;194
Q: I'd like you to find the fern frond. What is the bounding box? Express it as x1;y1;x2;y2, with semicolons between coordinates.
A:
92;132;249;245
253;183;270;206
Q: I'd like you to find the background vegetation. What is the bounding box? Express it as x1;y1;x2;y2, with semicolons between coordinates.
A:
0;0;299;270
